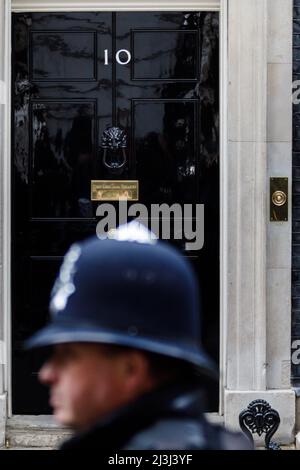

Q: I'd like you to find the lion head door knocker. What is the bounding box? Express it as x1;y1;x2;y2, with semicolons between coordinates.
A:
100;126;127;174
239;400;281;450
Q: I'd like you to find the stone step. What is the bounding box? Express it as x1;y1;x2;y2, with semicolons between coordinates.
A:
4;416;72;449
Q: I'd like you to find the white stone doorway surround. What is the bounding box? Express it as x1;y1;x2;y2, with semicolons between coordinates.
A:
0;0;295;447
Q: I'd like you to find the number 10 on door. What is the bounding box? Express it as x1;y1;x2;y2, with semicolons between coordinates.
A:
104;49;132;65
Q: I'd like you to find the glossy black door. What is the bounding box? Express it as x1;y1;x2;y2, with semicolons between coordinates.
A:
12;12;219;413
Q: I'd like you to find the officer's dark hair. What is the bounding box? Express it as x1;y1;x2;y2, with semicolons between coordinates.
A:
142;351;200;384
100;344;201;385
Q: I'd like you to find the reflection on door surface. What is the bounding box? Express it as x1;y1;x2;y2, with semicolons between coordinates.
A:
12;12;219;413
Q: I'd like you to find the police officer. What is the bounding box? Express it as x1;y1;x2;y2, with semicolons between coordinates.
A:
25;222;252;450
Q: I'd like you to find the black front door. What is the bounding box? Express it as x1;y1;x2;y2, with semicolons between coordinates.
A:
12;11;219;414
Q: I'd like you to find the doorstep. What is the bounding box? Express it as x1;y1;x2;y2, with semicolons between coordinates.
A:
4;415;72;449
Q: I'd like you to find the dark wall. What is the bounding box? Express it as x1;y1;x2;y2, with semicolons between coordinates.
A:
292;0;300;381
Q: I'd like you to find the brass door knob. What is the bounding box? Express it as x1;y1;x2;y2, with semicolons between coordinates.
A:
272;190;287;207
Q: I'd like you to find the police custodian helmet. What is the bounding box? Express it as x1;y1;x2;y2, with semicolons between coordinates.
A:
26;222;217;380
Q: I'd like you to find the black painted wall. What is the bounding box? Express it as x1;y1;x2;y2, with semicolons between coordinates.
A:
292;0;300;381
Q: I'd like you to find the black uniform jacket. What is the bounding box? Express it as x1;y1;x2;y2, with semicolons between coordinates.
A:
60;381;253;451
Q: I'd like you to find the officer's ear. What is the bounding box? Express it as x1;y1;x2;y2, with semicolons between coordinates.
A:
118;350;156;391
121;350;148;377
99;344;156;389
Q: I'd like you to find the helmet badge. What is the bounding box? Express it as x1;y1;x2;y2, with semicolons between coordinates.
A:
50;244;82;316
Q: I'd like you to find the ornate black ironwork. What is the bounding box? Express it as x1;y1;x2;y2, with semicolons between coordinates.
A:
101;126;127;170
239;400;281;450
101;126;127;150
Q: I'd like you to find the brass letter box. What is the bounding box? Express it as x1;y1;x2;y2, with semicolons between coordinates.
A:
91;180;139;201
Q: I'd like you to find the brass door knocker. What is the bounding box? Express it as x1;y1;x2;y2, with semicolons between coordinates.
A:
101;126;127;170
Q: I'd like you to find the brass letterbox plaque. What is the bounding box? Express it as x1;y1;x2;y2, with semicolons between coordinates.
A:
91;180;139;201
270;177;288;222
